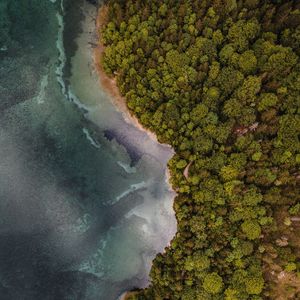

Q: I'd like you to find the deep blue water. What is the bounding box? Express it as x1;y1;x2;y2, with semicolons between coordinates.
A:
0;1;176;299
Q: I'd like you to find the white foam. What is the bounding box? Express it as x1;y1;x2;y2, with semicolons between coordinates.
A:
141;223;150;235
55;10;67;96
114;181;147;203
82;127;101;149
60;0;64;13
78;238;107;277
34;73;49;104
73;213;92;233
54;9;91;113
68;89;90;112
117;161;136;174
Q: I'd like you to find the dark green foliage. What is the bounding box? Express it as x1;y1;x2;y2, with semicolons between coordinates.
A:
101;0;300;299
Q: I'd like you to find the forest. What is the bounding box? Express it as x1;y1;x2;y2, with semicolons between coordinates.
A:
100;0;300;299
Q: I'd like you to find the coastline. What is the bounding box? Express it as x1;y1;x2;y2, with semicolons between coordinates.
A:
93;5;177;299
93;5;176;194
93;5;161;145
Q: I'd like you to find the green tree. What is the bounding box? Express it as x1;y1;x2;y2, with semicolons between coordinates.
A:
203;272;224;294
241;220;261;240
245;276;264;295
239;50;257;74
258;93;278;111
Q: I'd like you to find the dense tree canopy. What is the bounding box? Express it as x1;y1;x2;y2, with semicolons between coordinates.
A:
100;0;300;299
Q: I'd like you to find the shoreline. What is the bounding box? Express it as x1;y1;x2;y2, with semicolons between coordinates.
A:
93;5;176;194
93;5;163;146
93;5;177;299
118;291;139;300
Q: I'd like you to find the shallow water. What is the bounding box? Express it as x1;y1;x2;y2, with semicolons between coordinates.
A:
0;1;176;299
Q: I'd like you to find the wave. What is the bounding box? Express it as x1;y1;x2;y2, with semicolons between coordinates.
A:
117;161;136;174
73;213;92;234
83;127;101;149
55;4;67;96
55;0;90;113
78;238;107;278
114;181;147;204
34;73;49;104
68;89;90;112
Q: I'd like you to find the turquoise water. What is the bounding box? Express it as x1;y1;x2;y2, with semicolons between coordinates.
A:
0;1;176;299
